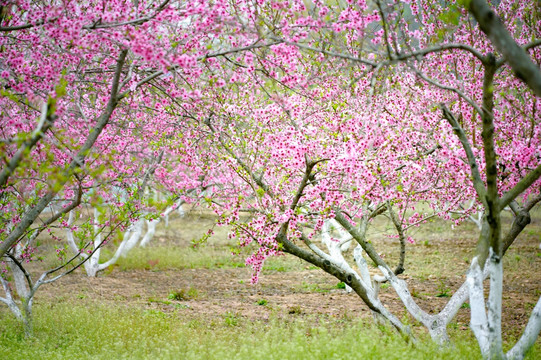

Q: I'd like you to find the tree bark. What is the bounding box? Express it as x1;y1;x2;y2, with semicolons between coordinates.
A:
468;0;541;97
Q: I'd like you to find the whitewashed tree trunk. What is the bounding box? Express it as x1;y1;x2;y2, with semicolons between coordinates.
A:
65;198;182;277
354;245;391;324
119;218;144;255
332;206;486;345
0;275;32;336
470;211;484;230
353;246;373;291
467;250;506;359
66;209;145;276
319;214;415;330
302;234;407;333
8;244;30;299
322;215;457;335
507;296;541;360
86;208;104;276
487;253;504;359
322;219;353;292
1;246;35;336
0;276;23;322
464;248;541;360
139;218;159;247
0;243;99;337
451;200;483;230
468;256;490;357
380;264;469;344
163;199;185;228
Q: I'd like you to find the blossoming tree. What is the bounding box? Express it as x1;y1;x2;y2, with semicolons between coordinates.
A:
0;0;266;335
158;0;540;357
1;0;540;357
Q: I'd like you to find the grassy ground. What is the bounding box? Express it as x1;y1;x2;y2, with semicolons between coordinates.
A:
1;207;540;359
1;303;486;360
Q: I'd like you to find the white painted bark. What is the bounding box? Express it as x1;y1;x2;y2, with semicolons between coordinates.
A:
353;246;373;292
66;211;88;259
466;200;484;230
305;238;371;293
332;219;352;252
507;295;541;360
163;199;185;227
139;218;159;247
380;265;450;343
87;208;104;276
0;276;23;321
1;250;34;336
322;219;353;292
0;245;93;337
65;209;145;276
470;211;484;230
452;200;483;230
8;244;30;299
487;254;504;359
353;245;393;324
332;206;497;345
91;218;145;273
376;245;540;358
66;209;101;276
307;228;407;332
464;250;532;360
320;213;420;334
468;256;490;357
378;256;493;344
119;218;144;256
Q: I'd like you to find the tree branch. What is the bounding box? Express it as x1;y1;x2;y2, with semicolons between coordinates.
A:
479;54;501;256
276;228;408;334
204;115;271;195
5;252;33;290
387;202;406;275
468;0;541;97
0;0;170;32
440;104;487;202
333;210;389;271
414;67;483;115
507;295;541;360
269;36;377;67
376;0;394;60
0;20;45;32
288;160;316;211
116;40;282;100
0;49;128;259
27;185;83;245
499;164;541;209
0;102;56;190
395;44;486;63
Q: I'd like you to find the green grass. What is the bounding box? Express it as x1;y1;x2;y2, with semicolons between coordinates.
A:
262;254;309;273
300;282;331;293
12;208;541;359
0;302;507;360
111;246;245;271
108;242;309;273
